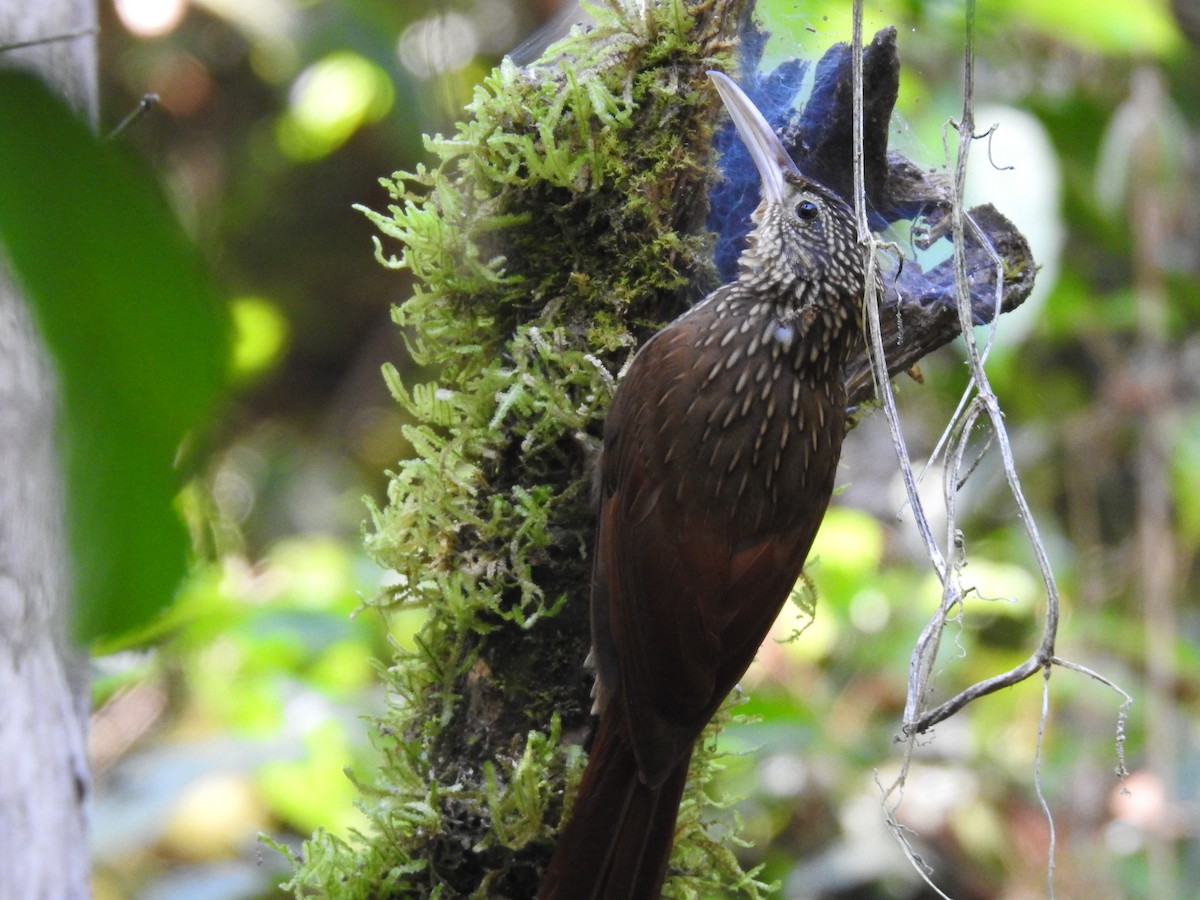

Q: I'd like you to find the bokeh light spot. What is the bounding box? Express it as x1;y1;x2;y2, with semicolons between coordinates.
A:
396;12;479;79
115;0;189;37
277;52;394;161
229;295;288;380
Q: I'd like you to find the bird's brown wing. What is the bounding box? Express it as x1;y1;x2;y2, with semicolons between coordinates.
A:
594;321;821;787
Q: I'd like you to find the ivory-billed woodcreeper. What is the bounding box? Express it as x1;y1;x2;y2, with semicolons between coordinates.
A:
539;71;871;900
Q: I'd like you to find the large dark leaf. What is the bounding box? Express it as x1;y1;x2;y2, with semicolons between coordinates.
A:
0;70;227;646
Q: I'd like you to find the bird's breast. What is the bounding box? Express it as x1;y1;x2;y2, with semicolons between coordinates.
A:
633;306;851;542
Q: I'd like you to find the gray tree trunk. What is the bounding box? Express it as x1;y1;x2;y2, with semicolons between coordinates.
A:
0;1;97;897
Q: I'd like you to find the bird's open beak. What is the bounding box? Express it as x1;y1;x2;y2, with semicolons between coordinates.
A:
708;70;800;207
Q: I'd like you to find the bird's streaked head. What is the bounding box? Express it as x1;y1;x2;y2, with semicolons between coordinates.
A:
707;71;864;301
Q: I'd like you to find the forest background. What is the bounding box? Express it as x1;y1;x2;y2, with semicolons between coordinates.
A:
17;0;1197;898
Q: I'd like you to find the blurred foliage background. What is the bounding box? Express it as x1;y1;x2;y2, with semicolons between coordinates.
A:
74;0;1200;897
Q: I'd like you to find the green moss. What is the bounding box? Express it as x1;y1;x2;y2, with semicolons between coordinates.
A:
279;2;775;897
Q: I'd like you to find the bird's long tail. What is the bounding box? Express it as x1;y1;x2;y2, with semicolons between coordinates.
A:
538;705;691;900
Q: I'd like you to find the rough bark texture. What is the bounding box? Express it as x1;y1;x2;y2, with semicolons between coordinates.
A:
0;1;96;897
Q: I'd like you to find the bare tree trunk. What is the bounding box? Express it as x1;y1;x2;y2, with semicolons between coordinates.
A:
0;1;97;897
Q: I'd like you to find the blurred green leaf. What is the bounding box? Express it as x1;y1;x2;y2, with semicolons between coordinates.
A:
259;721;373;835
1004;0;1181;57
1170;412;1200;551
0;70;227;646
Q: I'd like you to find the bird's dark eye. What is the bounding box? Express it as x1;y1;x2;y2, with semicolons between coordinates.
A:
796;199;819;220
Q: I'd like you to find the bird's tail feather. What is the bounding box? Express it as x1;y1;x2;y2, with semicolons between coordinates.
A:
539;707;691;900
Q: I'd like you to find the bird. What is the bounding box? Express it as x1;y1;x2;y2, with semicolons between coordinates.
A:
538;70;871;900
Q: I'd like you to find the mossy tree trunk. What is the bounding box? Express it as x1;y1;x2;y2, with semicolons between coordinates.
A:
281;3;1034;898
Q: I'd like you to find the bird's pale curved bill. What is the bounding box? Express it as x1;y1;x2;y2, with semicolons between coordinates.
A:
707;70;801;207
